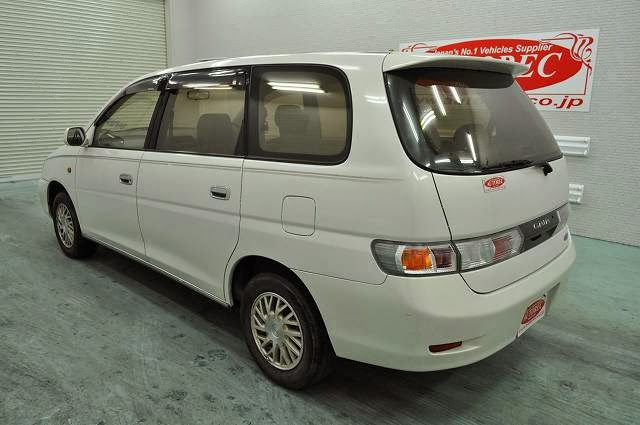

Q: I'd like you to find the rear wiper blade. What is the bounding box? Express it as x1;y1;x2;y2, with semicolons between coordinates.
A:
539;161;553;175
482;160;533;170
482;159;554;175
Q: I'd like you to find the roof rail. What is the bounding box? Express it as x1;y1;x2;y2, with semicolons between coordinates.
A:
198;57;227;62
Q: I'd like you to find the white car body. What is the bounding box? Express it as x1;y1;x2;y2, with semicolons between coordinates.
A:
39;52;576;372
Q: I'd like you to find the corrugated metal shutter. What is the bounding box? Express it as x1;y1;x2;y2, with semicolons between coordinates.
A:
0;0;167;180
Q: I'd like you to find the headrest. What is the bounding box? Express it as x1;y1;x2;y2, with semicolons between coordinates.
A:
453;124;486;144
274;105;308;135
197;113;232;138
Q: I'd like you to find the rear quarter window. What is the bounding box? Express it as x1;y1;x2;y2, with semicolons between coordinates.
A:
249;65;351;164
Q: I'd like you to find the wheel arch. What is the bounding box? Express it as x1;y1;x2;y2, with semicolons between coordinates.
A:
229;256;328;317
228;254;334;350
229;256;305;306
47;180;69;216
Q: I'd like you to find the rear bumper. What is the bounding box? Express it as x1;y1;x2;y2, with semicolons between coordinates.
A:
298;235;576;371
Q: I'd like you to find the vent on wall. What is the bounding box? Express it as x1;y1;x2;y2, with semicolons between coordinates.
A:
569;184;584;204
555;135;590;156
554;135;588;205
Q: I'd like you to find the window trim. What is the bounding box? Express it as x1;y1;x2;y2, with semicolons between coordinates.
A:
91;76;166;151
247;64;353;166
146;66;250;159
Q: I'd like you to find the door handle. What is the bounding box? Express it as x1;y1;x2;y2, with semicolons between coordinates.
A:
119;174;133;185
210;186;230;200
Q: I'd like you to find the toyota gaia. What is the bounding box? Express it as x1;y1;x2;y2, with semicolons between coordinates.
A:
39;52;576;389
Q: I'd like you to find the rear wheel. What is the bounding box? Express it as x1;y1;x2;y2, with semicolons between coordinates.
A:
241;272;333;389
52;192;96;258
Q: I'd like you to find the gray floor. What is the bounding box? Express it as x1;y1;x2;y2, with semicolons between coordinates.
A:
1;180;639;425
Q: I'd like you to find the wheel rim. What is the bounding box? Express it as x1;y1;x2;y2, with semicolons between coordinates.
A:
250;292;304;371
55;203;75;249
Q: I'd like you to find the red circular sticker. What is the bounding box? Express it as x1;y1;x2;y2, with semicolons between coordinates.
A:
484;176;506;189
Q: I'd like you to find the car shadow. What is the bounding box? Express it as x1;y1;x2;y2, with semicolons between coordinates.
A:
83;244;528;422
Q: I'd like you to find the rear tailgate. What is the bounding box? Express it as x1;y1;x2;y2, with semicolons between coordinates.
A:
433;158;567;239
383;53;571;292
434;158;570;293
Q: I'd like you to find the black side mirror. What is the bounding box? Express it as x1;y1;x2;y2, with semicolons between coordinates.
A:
65;127;86;146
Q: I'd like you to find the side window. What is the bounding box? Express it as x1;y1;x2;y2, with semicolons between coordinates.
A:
251;66;351;163
155;69;247;156
94;91;159;149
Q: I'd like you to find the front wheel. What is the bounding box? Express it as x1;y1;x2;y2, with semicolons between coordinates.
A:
241;272;334;389
52;192;96;259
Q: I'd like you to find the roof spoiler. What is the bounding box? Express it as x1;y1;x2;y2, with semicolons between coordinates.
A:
383;52;528;76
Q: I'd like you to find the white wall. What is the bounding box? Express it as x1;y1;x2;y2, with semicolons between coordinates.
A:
165;0;640;246
165;0;196;66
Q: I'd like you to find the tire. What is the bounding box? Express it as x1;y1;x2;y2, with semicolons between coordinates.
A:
52;191;97;259
241;272;334;389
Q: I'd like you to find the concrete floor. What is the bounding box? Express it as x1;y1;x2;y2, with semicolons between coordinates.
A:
1;180;639;425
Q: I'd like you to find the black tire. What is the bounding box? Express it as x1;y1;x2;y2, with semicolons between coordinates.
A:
52;191;97;259
241;272;334;389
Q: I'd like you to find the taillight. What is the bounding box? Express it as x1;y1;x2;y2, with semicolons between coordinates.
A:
372;207;567;276
454;227;524;271
372;241;457;275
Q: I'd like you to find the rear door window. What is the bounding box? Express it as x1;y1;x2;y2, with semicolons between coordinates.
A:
385;68;562;174
155;68;247;156
249;66;351;164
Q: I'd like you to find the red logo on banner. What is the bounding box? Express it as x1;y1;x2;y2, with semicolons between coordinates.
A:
401;32;596;94
430;39;582;91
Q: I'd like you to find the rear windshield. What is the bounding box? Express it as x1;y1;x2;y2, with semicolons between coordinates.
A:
385;68;562;174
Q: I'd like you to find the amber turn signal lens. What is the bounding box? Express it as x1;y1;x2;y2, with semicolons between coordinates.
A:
371;241;457;275
401;247;433;271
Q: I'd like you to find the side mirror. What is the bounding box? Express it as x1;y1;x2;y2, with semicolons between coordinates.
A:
65;127;86;146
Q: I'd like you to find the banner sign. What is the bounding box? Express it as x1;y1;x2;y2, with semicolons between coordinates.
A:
400;29;599;112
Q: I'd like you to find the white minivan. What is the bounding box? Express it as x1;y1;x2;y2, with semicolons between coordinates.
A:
39;52;575;389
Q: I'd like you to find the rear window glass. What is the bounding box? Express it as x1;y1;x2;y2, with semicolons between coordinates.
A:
385;68;562;174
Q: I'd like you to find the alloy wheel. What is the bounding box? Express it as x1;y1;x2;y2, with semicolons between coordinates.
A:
250;292;304;370
56;203;75;248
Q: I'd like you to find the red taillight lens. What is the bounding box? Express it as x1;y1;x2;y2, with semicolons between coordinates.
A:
429;341;462;353
492;233;515;259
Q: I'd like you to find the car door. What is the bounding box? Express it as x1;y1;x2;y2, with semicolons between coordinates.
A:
136;68;247;301
75;79;163;256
